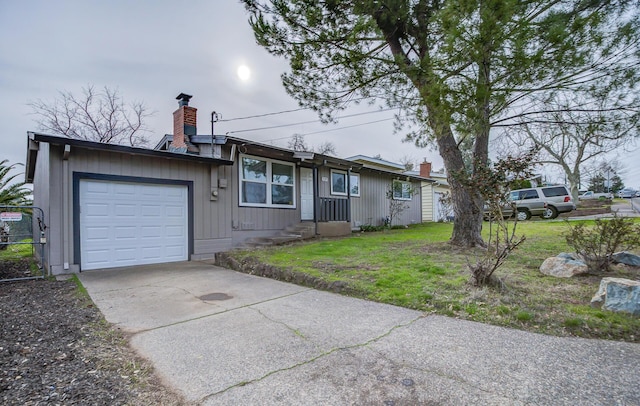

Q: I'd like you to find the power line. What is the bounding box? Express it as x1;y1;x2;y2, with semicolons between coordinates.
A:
218;95;382;122
218;107;308;122
225;107;396;134
257;117;396;144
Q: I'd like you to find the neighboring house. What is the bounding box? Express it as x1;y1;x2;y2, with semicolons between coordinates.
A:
418;164;452;222
349;155;450;222
26;93;428;275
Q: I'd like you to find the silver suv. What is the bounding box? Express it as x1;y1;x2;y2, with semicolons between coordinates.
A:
509;185;576;220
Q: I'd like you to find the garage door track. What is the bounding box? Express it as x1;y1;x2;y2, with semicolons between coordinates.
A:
78;262;640;405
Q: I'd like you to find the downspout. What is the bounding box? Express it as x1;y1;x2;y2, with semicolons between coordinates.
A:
347;168;352;223
62;144;70;271
313;165;319;235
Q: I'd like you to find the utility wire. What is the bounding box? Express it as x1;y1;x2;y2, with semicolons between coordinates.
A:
258;117;396;143
218;95;381;122
218;107;308;122
226;107;396;134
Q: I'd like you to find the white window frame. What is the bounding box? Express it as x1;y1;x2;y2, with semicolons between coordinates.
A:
330;170;360;197
392;180;412;201
239;154;296;208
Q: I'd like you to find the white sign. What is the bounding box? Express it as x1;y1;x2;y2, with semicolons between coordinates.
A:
0;212;22;222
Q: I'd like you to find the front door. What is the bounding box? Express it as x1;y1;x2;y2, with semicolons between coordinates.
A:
300;167;314;220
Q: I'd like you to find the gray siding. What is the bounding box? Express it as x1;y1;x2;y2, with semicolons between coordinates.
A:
317;167;421;228
43;145;235;273
230;159;301;245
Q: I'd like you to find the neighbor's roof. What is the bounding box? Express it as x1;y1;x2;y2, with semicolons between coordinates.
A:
346;155;406;172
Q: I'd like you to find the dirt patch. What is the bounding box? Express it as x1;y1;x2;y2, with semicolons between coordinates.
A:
0;266;186;405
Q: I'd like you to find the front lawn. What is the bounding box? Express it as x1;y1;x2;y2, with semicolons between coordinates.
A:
222;221;640;342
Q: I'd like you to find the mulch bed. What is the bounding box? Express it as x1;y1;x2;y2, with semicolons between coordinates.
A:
0;260;186;405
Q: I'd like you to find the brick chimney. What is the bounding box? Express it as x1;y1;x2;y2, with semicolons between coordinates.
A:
420;160;432;178
171;93;197;152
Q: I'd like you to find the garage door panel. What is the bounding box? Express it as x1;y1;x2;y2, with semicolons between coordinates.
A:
141;225;162;238
114;226;137;240
86;203;109;217
86;181;110;194
141;204;163;216
114;183;136;195
85;226;109;241
114;203;137;217
80;179;188;270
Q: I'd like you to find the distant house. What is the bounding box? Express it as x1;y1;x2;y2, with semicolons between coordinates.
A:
416;163;452;222
26;93;431;275
348;156;451;222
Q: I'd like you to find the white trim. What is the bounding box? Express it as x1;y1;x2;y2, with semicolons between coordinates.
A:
392;180;412;201
330;169;360;197
239;154;297;208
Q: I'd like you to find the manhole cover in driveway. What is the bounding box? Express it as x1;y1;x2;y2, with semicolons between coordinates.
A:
199;292;232;301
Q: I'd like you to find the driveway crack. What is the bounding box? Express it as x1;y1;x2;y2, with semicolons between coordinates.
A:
198;314;425;403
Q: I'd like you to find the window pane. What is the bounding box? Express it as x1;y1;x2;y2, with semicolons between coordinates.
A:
272;185;294;205
402;183;411;199
272;163;293;185
332;172;346;194
242;182;266;204
242;158;266;181
350;175;359;195
393;181;403;199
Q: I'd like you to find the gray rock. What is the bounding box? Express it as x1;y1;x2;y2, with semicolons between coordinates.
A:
590;277;640;316
612;251;640;267
539;255;588;278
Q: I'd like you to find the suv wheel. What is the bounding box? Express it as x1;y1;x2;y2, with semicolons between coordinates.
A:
516;209;531;221
541;206;558;219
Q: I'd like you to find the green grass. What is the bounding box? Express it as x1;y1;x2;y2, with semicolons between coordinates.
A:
0;239;35;260
227;221;640;342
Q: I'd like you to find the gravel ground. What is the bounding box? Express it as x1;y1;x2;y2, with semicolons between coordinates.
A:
1;259;186;405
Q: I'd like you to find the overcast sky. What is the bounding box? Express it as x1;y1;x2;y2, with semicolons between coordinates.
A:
1;1;638;188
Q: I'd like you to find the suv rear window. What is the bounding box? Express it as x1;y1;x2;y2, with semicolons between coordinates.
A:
541;186;569;197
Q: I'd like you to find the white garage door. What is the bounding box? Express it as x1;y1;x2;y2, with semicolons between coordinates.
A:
79;179;188;270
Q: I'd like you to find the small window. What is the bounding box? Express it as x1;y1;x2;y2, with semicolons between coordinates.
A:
392;180;412;200
330;170;360;197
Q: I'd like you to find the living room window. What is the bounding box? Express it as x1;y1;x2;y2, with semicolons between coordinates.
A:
330;170;360;197
392;180;412;200
240;155;295;207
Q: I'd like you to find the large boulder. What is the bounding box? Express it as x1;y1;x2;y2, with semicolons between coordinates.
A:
590;277;640;316
539;253;588;278
612;252;640;267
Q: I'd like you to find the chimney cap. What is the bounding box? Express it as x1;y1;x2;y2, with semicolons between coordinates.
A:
176;93;193;106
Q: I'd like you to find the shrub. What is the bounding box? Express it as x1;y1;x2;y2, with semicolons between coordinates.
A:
565;214;640;272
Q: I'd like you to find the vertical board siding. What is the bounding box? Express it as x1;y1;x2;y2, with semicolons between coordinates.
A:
64;148;232;261
421;182;434;222
350;171;422;227
230;159;299;238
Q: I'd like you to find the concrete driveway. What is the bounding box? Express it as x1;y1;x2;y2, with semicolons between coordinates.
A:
78;261;640;405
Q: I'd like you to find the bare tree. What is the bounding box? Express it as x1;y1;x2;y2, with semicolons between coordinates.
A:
30;85;152;146
398;155;415;171
287;134;337;155
287;134;309;151
502;94;639;200
315;141;336;156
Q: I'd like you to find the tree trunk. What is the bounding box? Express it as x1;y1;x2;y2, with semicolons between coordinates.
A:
435;128;486;248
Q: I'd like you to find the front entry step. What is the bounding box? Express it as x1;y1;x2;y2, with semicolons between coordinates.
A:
242;222;316;248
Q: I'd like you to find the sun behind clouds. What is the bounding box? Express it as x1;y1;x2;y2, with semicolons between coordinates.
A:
237;64;251;81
